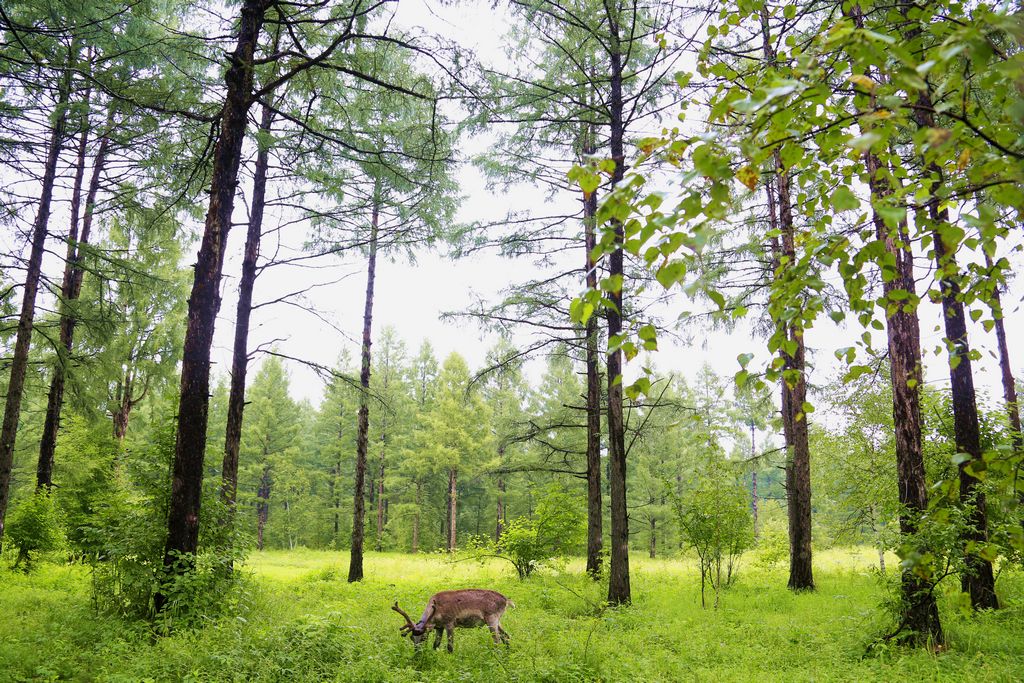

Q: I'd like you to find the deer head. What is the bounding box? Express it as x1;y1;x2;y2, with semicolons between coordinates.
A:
392;601;427;644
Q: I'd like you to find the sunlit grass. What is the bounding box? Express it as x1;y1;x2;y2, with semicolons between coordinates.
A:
0;548;1022;681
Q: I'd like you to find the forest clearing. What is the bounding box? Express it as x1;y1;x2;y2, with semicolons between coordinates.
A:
2;0;1023;681
2;549;1023;682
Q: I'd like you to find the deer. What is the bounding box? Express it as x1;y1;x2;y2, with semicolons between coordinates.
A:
391;589;513;653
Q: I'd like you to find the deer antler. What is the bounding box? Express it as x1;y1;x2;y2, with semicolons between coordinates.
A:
392;601;415;632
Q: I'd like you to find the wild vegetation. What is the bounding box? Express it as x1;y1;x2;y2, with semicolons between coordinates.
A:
0;0;1022;680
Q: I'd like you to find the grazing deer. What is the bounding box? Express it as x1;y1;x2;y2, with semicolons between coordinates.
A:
392;589;513;652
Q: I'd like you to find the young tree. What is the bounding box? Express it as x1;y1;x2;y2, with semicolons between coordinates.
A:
238;357;301;551
418;353;492;552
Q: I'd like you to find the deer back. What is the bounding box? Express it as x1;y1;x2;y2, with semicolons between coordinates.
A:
422;589;509;628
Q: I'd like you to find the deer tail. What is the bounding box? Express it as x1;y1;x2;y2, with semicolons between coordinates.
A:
507;600;516;609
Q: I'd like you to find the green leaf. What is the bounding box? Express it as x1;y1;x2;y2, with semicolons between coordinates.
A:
656;262;687;289
830;186;860;212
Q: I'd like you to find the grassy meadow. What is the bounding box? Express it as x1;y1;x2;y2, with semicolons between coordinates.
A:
1;548;1022;682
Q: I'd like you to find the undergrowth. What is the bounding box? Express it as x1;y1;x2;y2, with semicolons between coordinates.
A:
0;548;1021;682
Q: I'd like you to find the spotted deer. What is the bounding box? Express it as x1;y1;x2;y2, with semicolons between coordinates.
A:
392;589;513;652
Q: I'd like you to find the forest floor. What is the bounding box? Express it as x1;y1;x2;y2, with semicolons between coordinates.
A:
0;548;1022;682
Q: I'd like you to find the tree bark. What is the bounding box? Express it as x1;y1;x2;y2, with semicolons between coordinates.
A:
584;169;604;580
751;422;759;540
0;64;71;552
907;96;998;612
930;228;998;609
447;467;458;552
348;198;380;582
375;412;387;552
256;463;271;551
888;0;995;613
760;8;813;592
38;119;109;489
648;505;656;559
159;0;267;609
412;481;421;553
222;100;275;523
845;5;943;636
984;251;1021;444
983;250;1024;531
496;471;505;542
605;8;630;607
111;369;147;441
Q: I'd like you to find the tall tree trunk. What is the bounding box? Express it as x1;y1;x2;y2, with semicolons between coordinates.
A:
846;5;943;639
496;455;505;542
930;227;998;608
159;0;267;610
412;481;421;553
375;413;386;552
329;462;338;541
447;467;458;552
648;505;656;559
584;170;604;580
751;422;759;540
984;250;1023;530
984;251;1021;444
605;10;631;607
0;65;71;552
348;198;380;582
256;463;271;551
222;100;275;524
38;118;109;490
760;8;813;592
908;91;998;612
111;369;145;441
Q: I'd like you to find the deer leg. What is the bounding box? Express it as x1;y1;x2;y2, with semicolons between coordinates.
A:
445;626;454;653
488;622;502;645
433;627;443;650
498;625;510;646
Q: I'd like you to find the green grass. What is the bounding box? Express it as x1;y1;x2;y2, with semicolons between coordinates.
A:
1;549;1022;682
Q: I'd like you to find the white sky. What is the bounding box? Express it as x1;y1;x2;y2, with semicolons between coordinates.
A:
7;0;1020;421
212;0;1023;414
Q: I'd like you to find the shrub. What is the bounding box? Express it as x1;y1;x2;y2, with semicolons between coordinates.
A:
7;489;66;569
675;472;753;608
472;486;584;579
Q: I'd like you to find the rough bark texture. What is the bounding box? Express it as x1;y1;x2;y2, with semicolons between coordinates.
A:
890;0;995;614
222;101;274;518
584;178;604;580
38;123;108;489
908;98;998;611
447;467;458;552
0;72;70;551
159;0;267;610
871;192;944;642
846;19;942;635
760;9;813;592
605;13;630;606
930;230;998;609
111;369;147;442
348;207;379;582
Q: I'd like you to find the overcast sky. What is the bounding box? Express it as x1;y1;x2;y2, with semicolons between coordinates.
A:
9;0;1013;418
198;0;1024;415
